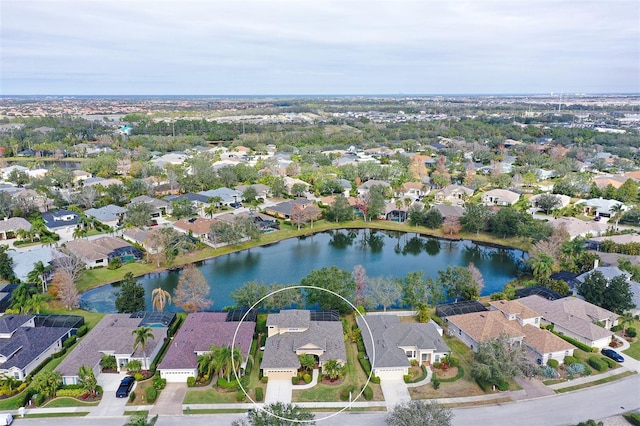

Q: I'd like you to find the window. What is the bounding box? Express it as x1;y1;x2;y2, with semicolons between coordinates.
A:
422;354;428;361
458;329;462;336
535;318;539;324
434;354;440;362
405;350;414;358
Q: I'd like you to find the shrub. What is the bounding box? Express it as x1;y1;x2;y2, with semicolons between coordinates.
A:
261;376;268;384
627;327;637;338
217;377;240;390
236;391;246;402
128;391;136;402
431;376;440;389
448;357;460;368
339;385;356;401
255;387;263;402
611;324;623;332
34;393;45;406
588;356;607;372
371;376;380;384
153;376;167;390
547;359;559;369
63;336;77;349
600;357;616;368
55;389;85;398
624;412;640;426
145;386;157;403
358;356;372;375
303;373;312;384
403;374;411;383
108;258;122;269
564;356;579;365
362;385;373;400
538;365;558;379
187;376;196;387
410;359;418;367
496;379;509;391
566;363;586;377
76;325;88;337
244;358;253;376
291;376;300;385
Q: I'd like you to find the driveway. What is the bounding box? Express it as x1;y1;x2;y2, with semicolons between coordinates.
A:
379;378;410;409
91;372;131;417
150;383;187;416
264;373;293;404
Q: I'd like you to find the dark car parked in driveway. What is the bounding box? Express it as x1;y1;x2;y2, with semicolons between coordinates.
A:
116;376;135;398
601;348;624;363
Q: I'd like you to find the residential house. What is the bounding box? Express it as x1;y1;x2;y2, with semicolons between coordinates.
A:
357;180;391;196
575;198;626;219
173;217;218;241
264;199;312;219
446;299;575;365
0;217;31;240
63;236;142;268
158;312;255;383
261;310;346;378
356;314;450;380
11;189;53;212
481;189;521;206
41;209;79;233
235;184;271;200
0;314;75;380
528;193;571;212
198;188;243;207
122;227;157;253
8;247;62;283
432;204;465;220
128;195;172;223
82;177;123;188
434;184;474;205
586;234;640;251
395;182;428;200
546;217;608;240
592;175;628;190
165;193;211;216
85;204;128;228
72;170;92;184
574;265;640;315
57;312;174;385
517;295;617;348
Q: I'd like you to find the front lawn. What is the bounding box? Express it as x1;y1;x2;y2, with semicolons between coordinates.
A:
621;319;640;361
42;397;99;408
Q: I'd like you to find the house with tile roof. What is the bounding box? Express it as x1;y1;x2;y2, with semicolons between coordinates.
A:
0;217;31;240
517;295;617;348
0;314;74;380
261;310;346;378
446;299;575;365
158;312;255;383
481;189;521;206
356;314;450;380
434;184;474;204
173;217;218;241
63;236;142;268
57;312;174;385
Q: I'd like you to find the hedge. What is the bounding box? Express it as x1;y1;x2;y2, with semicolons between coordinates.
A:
362;385;373;401
438;365;465;383
339;385;356;401
55;389;85;398
255;387;263;402
357;355;380;383
552;331;593;352
547;359;559;369
76;325;88;338
128;391;136;402
145;387;157;403
63;336;77;349
564;356;579;365
588;357;608;372
600;357;616;368
624;413;640;426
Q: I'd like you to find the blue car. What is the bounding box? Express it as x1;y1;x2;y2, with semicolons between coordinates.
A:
116;376;135;398
601;348;624;363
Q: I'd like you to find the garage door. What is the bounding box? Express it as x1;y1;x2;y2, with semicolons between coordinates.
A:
376;368;405;381
266;370;295;379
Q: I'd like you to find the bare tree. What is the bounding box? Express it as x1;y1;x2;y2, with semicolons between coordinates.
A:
467;262;485;294
53;252;86;283
290;204;307;230
76;186;99;208
352;265;368;307
305;204;321;229
442;216;461;235
366;276;401;312
53;270;79;310
173;264;212;313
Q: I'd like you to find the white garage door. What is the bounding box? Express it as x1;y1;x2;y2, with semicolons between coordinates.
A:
375;368;405;381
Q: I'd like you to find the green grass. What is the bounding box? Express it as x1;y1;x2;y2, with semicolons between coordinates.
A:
555;371;635;393
184;408;248;414
622;319;640;361
42;397;99;408
24;412;89;418
183;388;241;404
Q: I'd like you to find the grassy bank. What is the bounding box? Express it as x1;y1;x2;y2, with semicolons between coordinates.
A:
75;219;530;293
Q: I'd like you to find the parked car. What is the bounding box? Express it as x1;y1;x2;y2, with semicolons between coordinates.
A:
0;413;12;425
116;376;135;398
230;202;243;208
601;348;624;362
594;215;601;221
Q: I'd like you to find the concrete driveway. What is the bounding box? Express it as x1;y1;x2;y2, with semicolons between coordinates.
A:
379;378;410;409
150;383;187;416
264;373;293;404
92;372;132;417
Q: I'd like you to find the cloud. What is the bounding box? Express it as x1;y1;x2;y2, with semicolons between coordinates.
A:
1;0;638;94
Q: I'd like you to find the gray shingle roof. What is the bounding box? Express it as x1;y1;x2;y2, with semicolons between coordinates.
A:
0;326;71;372
357;315;450;369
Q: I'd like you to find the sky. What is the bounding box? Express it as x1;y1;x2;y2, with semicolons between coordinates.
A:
1;0;639;96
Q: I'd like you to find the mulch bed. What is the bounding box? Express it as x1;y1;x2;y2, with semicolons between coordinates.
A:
320;377;344;386
434;366;459;380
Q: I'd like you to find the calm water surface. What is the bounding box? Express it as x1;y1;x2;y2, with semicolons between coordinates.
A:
80;229;526;312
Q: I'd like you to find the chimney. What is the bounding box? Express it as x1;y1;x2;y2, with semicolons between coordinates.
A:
594;259;599;270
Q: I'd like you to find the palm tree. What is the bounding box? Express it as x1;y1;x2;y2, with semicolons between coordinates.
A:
25;293;44;314
132;326;155;370
72;226;87;240
9;283;37;313
528;253;555;282
619;312;635;336
78;365;98;397
151;287;171;312
610;203;624;230
27;260;53;293
321;359;344;381
212;344;243;382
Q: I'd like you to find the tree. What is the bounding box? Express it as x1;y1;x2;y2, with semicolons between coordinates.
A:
610;202;624;230
53;252;86;283
470;334;536;390
9;283;36;313
270;177;287;198
321;359;345;381
437;266;479;302
442;216;462;235
467;262;485;295
151;287;172;312
53;270;80;310
301;266;357;314
27;260;53;293
132;326;155;370
212;344;243;381
401;271;428;308
386;400;453;426
31;370;62;400
619;311;635;335
298;354;316;372
0;246;15;281
601;275;635;314
422;208;444;229
460;203;491;235
170;197;196;219
114;272;146;313
291;183;307;198
535;193;562;214
78;365;98;397
124;202;154;227
124;412;158;426
304;204;321;229
290;204;308;230
263;284;304;311
231;280;268;308
174;263;212;312
407;204;426;227
577;270;608;308
528;253;556;282
326;195;354;223
352;264;368;307
366;276;401;311
231;402;315;426
146;227;195;266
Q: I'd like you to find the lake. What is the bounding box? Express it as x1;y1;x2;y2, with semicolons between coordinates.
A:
80;229;527;312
